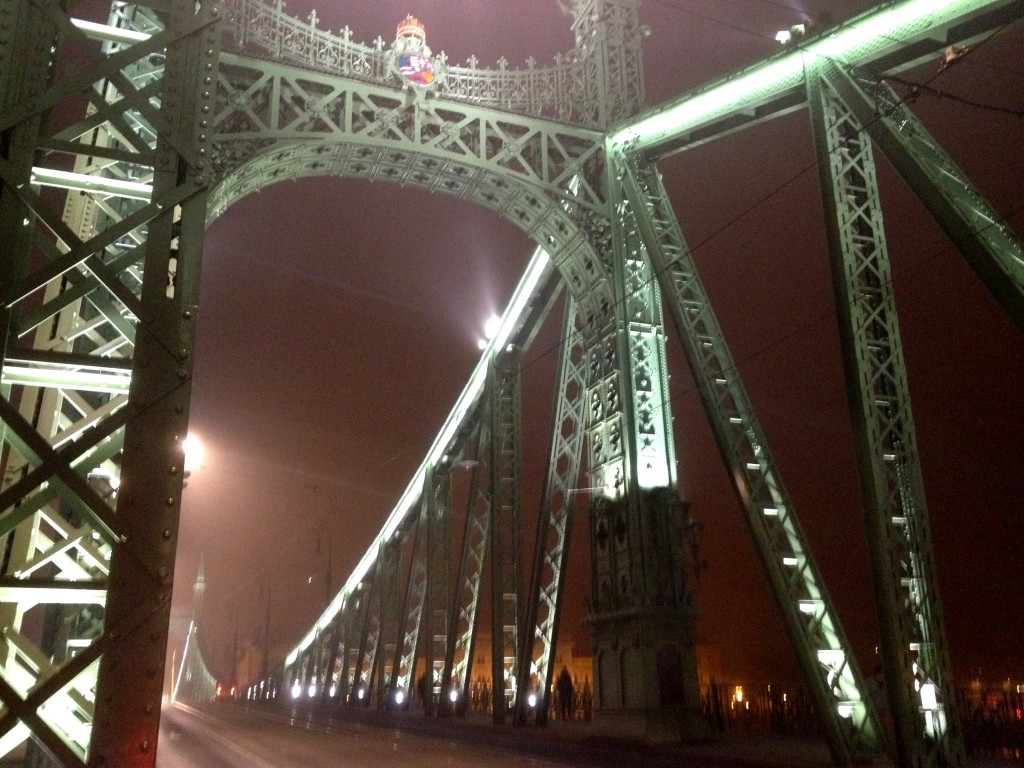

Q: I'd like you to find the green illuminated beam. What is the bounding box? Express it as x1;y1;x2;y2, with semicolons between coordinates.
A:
286;246;556;666
611;0;1024;157
2;366;131;394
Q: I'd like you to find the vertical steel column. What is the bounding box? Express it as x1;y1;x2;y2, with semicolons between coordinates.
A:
391;481;431;707
0;6;70;763
370;539;403;708
565;0;645;127
1;0;220;764
313;613;342;702
515;298;588;725
339;584;369;704
619;155;882;764
425;467;453;716
350;556;383;707
383;511;423;706
487;350;523;723
441;420;489;711
94;0;221;758
807;59;965;768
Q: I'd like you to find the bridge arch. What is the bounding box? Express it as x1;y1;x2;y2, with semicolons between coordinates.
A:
208;138;610;310
206;39;619;309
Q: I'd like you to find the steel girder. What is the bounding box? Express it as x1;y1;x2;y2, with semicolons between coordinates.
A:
822;65;1024;333
619;157;882;765
613;0;1024;159
486;350;523;724
441;421;489;712
515;298;588;726
1;0;219;765
807;60;967;768
205;53;621;320
210;51;606;213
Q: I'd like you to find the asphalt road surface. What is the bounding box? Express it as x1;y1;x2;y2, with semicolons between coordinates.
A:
158;703;579;768
156;701;844;768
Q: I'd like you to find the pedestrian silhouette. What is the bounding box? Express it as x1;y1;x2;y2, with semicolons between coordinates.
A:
556;666;574;720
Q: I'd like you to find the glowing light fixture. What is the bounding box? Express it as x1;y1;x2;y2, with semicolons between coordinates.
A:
183;434;203;474
920;682;938;711
30;167;152;201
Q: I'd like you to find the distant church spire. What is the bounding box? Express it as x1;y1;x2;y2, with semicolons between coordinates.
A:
192;553;206;624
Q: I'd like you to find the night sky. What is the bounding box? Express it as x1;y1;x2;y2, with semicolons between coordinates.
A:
170;0;1024;689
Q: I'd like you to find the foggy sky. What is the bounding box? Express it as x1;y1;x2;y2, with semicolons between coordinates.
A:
171;0;1024;686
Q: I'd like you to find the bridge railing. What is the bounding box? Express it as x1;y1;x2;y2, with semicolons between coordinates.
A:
219;0;592;124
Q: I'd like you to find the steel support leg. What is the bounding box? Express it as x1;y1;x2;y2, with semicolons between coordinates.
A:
442;420;489;712
487;350;523;724
515;297;588;726
826;63;1024;333
2;1;220;764
620;154;882;764
807;59;966;768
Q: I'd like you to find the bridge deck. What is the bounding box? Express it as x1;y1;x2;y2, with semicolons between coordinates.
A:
162;700;837;767
161;701;1021;768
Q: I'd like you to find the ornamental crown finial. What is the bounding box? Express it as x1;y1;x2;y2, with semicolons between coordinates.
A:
396;15;426;41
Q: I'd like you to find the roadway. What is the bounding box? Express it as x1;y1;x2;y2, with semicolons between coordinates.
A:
158;702;575;767
156;701;842;768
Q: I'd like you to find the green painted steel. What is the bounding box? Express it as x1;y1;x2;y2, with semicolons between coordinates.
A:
2;0;1019;764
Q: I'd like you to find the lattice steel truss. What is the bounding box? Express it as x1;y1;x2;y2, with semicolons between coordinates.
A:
1;0;219;764
806;58;966;768
620;157;881;764
4;0;1023;766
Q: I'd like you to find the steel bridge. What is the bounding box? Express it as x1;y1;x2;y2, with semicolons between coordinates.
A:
2;0;1022;766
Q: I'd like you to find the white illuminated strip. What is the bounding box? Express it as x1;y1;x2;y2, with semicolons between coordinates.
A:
0;585;106;604
31;167;153;201
0;723;32;761
2;365;132;394
612;0;984;151
172;621;196;702
70;17;152;44
287;246;554;665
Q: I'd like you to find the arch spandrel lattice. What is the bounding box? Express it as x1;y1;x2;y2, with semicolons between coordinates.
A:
207;57;615;305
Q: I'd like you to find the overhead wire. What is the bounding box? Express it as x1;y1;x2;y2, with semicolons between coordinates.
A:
882;73;1024;120
515;14;1022;428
